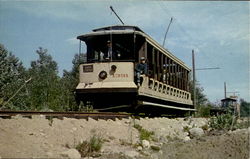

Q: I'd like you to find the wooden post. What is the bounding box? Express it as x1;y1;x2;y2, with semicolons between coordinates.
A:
192;50;196;113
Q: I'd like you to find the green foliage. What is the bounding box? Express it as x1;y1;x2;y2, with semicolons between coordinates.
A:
89;135;103;152
209;113;249;131
240;99;250;117
0;44;87;111
60;53;85;111
183;126;190;132
27;47;63;111
190;81;208;106
209;114;234;130
0;44;29;110
201;124;209;131
76;135;103;157
134;124;154;141
196;105;211;117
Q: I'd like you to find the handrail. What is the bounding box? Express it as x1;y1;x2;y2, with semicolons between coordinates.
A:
141;76;191;101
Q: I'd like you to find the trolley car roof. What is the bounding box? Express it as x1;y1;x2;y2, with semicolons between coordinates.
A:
77;25;191;71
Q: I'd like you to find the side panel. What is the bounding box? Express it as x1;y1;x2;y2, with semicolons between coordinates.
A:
76;62;137;92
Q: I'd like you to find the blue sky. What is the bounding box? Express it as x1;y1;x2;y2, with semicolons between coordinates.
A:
0;1;249;103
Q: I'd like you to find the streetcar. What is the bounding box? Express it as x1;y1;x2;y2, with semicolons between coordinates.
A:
75;25;194;115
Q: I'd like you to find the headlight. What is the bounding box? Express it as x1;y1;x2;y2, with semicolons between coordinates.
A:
111;65;117;71
99;70;107;79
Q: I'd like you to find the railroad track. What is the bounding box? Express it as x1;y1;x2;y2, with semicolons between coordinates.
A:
0;110;130;120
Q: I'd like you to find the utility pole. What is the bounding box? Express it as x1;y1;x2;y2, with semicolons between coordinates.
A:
192;50;220;116
224;82;227;98
192;50;196;113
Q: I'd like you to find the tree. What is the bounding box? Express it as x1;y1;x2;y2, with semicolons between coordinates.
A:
0;44;29;110
189;80;210;116
240;99;250;117
27;47;62;110
189;81;208;106
60;53;85;111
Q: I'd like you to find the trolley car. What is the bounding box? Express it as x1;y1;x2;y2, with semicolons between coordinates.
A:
75;25;194;115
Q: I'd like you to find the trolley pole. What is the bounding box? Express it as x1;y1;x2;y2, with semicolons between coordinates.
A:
192;50;196;115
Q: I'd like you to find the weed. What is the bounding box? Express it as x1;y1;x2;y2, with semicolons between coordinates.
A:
76;135;103;157
47;116;53;126
133;124;154;141
76;141;90;157
183;126;190;132
209;113;248;131
89;135;103;152
234;120;249;129
201;124;209;131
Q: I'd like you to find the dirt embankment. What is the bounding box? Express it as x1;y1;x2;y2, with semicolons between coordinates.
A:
160;129;249;159
0;116;249;159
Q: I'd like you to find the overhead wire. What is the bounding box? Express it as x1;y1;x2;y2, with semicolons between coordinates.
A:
158;2;217;68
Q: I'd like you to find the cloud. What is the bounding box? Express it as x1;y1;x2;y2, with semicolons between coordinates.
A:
66;37;79;45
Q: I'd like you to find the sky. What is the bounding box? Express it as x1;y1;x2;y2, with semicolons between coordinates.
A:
0;1;249;103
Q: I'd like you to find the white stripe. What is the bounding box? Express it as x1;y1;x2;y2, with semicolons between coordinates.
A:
142;101;196;111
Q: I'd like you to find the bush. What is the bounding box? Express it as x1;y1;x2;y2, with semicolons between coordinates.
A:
197;105;211;117
89;135;103;152
209;114;233;130
76;135;103;157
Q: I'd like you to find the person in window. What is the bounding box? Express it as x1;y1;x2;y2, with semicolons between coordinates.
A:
135;57;148;86
105;40;113;60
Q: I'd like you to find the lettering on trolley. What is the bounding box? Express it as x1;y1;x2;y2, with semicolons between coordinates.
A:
112;73;128;78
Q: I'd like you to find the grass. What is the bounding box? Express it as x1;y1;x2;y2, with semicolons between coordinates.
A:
76;135;103;157
134;124;154;141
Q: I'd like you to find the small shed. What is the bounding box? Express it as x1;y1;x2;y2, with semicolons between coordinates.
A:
221;97;237;108
221;97;240;117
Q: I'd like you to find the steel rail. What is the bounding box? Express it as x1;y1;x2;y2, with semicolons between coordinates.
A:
0;111;130;120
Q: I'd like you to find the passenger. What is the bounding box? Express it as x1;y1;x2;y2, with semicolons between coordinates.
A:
100;51;104;61
106;40;113;60
135;57;148;86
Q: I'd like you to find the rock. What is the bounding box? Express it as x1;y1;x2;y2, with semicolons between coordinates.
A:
200;121;207;126
137;146;143;151
142;140;150;148
40;132;45;136
151;153;159;159
151;145;161;151
83;157;93;159
61;149;81;159
184;132;189;136
46;152;54;158
108;136;115;140
124;150;139;158
184;136;191;141
158;136;167;143
189;128;204;138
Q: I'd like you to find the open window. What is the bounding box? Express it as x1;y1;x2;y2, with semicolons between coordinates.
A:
78;34;145;63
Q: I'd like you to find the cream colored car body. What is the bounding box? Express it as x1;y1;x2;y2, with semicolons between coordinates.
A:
76;62;137;91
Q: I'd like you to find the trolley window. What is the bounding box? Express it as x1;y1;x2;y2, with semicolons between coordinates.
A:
81;34;144;62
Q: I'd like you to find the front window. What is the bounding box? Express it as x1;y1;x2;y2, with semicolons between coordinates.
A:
82;34;137;62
